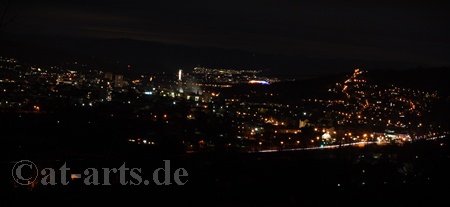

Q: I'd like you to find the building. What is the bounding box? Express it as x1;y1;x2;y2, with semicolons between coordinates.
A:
114;74;124;88
104;72;113;81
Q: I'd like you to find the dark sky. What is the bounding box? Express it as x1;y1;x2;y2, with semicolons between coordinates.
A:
1;0;450;72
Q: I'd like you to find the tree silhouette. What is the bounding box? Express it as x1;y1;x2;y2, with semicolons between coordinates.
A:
0;0;21;32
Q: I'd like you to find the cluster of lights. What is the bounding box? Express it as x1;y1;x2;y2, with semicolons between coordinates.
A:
128;138;155;145
248;80;269;85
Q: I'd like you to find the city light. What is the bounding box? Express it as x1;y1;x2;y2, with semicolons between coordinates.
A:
248;80;269;85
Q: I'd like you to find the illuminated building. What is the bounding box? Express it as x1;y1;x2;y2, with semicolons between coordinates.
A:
114;74;124;88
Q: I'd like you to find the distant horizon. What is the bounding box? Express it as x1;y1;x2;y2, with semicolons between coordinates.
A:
2;32;449;78
2;0;449;76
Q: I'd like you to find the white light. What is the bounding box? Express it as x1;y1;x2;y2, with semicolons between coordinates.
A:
143;140;147;144
178;69;182;81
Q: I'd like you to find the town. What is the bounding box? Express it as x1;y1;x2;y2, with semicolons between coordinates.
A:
1;56;447;154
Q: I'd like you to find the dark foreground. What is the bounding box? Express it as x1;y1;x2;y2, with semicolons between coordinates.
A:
1;138;450;207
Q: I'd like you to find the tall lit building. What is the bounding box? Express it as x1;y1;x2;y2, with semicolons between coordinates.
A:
178;69;182;81
114;74;124;88
177;69;184;93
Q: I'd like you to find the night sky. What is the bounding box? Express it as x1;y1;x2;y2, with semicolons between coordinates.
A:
1;0;450;74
